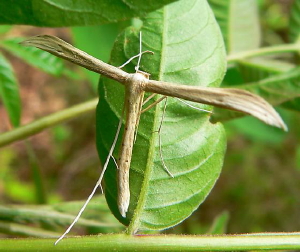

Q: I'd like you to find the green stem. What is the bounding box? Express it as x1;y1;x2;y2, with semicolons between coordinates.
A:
227;43;300;63
1;233;300;251
0;98;98;148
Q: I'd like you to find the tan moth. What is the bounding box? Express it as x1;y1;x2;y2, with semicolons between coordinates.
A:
21;34;287;244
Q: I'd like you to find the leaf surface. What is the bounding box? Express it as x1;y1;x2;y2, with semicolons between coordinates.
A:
0;0;178;27
96;0;227;232
208;0;260;53
0;53;21;127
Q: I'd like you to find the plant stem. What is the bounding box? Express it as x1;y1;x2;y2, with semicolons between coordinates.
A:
0;98;98;148
227;43;300;63
1;233;300;251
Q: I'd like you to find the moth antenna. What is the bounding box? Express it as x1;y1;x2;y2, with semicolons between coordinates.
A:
119;31;154;70
135;31;142;72
54;107;125;245
118;50;154;69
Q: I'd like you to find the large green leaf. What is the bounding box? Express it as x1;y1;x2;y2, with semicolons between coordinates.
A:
289;0;300;42
96;0;227;231
208;0;260;53
0;0;178;27
0;37;64;76
0;53;21;127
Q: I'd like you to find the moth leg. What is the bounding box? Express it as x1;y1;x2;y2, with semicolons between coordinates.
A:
157;98;174;178
55;106;125;244
141;95;167;114
142;93;156;106
157;98;213;177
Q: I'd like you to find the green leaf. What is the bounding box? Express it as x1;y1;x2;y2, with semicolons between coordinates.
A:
96;0;227;231
289;0;300;42
0;53;21;127
208;0;261;53
237;58;295;82
208;211;229;235
0;0;178;27
212;67;300;123
0;37;64;76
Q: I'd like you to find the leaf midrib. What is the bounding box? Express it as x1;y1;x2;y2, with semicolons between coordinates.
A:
127;5;168;234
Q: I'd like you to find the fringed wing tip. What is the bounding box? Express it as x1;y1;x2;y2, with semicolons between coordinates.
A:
20;35;64;54
267;113;288;132
248;93;288;132
222;88;288;132
20;35;48;45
